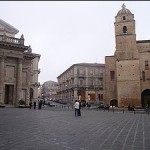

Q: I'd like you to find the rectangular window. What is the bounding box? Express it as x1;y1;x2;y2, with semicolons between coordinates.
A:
110;71;115;80
142;71;145;82
79;80;83;85
145;60;149;70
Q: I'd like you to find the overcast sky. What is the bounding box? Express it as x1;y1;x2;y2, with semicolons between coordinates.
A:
0;1;150;84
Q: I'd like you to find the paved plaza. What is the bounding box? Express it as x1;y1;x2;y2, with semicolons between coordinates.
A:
0;107;150;150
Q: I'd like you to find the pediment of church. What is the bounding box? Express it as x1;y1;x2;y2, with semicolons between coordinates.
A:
0;19;19;36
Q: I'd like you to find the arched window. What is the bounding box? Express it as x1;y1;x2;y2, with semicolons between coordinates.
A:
145;60;149;70
123;26;127;33
123;16;126;20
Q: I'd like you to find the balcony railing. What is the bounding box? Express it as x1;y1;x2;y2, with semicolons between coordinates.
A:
0;34;24;45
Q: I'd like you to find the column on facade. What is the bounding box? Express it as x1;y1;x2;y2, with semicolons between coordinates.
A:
70;90;73;103
73;88;78;102
95;90;99;104
68;90;70;104
26;66;31;105
16;58;22;105
0;57;5;104
85;89;89;103
85;67;89;102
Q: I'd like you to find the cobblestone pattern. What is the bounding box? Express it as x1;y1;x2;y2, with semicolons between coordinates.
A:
0;107;150;150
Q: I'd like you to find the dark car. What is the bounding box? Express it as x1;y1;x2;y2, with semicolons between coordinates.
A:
98;103;109;110
81;100;86;107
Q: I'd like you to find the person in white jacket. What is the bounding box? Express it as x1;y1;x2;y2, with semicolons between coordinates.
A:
74;100;79;116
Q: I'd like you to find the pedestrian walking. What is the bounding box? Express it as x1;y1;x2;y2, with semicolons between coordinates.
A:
78;100;82;116
38;100;42;109
74;100;79;116
33;100;36;109
29;101;32;109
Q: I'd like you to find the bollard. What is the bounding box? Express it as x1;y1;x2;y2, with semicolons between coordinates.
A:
123;109;124;114
113;108;114;113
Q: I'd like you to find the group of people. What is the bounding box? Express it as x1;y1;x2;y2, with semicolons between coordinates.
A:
29;99;43;110
128;104;135;111
74;100;82;116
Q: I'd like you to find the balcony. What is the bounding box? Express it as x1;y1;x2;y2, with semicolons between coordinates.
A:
38;69;40;74
0;34;24;45
78;74;85;78
32;82;40;87
34;69;40;74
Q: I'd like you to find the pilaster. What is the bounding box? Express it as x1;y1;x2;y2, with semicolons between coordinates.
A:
73;88;78;102
16;58;22;105
95;90;99;104
26;66;31;105
0;57;5;104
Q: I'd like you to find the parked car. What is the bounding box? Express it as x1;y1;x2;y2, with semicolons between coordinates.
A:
97;102;110;110
48;102;55;107
45;100;55;107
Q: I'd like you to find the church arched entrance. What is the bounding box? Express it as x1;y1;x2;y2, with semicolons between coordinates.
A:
141;89;150;108
110;99;118;107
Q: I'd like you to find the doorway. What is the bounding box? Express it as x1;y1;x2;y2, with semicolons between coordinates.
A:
141;89;150;108
5;85;14;104
110;99;118;107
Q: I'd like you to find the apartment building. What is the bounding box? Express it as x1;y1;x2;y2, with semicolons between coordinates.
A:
57;63;105;104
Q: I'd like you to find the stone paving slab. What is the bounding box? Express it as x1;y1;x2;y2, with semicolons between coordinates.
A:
0;107;150;150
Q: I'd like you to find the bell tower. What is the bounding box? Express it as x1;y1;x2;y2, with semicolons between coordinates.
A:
114;4;138;60
114;4;141;107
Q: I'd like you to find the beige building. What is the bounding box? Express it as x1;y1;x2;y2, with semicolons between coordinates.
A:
41;80;58;100
57;63;105;104
104;4;150;108
30;51;41;101
0;19;40;106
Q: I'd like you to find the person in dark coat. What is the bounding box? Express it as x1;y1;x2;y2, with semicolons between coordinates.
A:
33;100;36;109
78;100;82;116
29;101;32;109
38;100;42;109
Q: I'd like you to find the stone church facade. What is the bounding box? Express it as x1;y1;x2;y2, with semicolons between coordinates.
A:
104;4;150;108
0;19;40;106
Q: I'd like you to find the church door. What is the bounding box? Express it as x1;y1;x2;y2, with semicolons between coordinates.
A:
4;85;14;105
